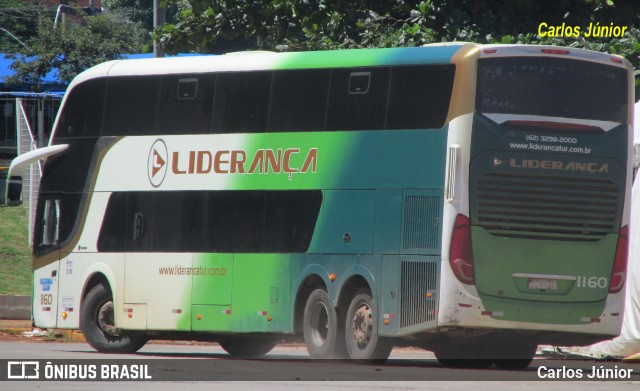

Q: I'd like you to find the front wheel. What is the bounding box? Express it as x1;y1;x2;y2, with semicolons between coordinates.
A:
303;288;346;359
80;282;147;353
218;335;278;358
344;288;392;361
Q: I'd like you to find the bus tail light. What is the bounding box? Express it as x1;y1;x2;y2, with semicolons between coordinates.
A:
450;214;475;285
609;225;629;294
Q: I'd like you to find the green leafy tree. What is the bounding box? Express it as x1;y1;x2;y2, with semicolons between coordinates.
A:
0;0;44;53
153;0;640;95
103;0;187;40
5;14;141;91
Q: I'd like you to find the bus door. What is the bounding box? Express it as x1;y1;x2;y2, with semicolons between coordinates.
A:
33;195;62;328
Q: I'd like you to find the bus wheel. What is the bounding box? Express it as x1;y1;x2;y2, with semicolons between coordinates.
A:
303;288;346;359
344;288;392;362
218;335;278;358
80;282;147;353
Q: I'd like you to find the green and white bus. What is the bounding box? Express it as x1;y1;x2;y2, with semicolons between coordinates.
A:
10;43;633;367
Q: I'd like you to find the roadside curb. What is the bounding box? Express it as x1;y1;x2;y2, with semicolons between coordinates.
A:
0;295;30;320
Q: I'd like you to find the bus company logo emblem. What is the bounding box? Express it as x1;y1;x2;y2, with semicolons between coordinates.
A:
491;155;504;168
148;139;168;187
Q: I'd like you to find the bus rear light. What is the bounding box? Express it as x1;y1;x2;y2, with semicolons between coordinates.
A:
609;225;629;294
450;214;475;285
483;49;498;54
611;57;623;64
542;49;570;55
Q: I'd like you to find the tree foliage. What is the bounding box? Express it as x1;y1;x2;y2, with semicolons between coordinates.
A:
0;0;44;53
5;15;141;91
154;0;640;94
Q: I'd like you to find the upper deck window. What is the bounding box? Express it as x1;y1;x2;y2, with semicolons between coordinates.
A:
387;65;455;129
54;78;105;138
476;57;628;123
103;76;161;136
212;71;271;133
156;75;215;134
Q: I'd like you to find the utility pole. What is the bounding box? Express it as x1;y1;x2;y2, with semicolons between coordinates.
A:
153;0;165;58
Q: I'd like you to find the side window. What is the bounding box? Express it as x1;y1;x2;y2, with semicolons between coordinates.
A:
99;191;208;252
156;75;215;134
212;71;271;133
97;192;128;252
267;70;330;132
35;194;82;255
386;65;455;129
126;192;153;251
97;190;322;253
326;67;390;131
39;138;97;193
264;191;322;252
206;191;265;252
152;191;206;251
103;76;161;136
41;199;60;246
55;78;106;138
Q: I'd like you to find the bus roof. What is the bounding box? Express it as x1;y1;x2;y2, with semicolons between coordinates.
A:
70;44;472;86
68;42;631;91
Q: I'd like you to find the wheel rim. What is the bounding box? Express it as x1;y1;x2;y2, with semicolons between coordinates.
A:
310;301;329;347
351;301;373;349
97;300;120;337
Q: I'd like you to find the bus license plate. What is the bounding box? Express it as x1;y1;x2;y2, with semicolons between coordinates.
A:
528;278;557;291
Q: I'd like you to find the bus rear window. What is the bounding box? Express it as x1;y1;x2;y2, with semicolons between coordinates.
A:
476;57;628;123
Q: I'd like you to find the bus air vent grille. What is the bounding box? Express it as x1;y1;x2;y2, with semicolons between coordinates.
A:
400;261;437;329
476;173;618;242
402;195;440;250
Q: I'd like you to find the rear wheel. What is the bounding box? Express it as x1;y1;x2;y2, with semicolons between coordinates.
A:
303;288;347;359
80;282;147;353
302;287;347;359
218;335;278;358
344;288;392;361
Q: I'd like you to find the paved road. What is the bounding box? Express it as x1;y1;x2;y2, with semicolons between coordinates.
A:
1;341;639;390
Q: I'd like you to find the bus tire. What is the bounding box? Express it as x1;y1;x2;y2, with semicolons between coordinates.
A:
80;282;147;353
303;288;347;359
218;335;278;358
344;288;392;362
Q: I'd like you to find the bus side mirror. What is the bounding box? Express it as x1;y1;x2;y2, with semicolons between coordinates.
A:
3;176;23;206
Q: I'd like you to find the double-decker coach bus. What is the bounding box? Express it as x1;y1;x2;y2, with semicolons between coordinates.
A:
8;43;633;368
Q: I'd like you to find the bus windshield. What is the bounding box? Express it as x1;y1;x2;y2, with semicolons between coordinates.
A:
476;57;628;123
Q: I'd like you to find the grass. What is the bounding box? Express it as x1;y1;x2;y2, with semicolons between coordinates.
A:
0;205;32;295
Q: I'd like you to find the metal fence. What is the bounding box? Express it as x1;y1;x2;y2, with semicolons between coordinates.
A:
0;95;62;157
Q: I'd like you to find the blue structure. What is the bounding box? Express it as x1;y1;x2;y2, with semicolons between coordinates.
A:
0;54;66;94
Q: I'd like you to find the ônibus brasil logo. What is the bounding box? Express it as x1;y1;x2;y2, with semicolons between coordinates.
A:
148;139;168;187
